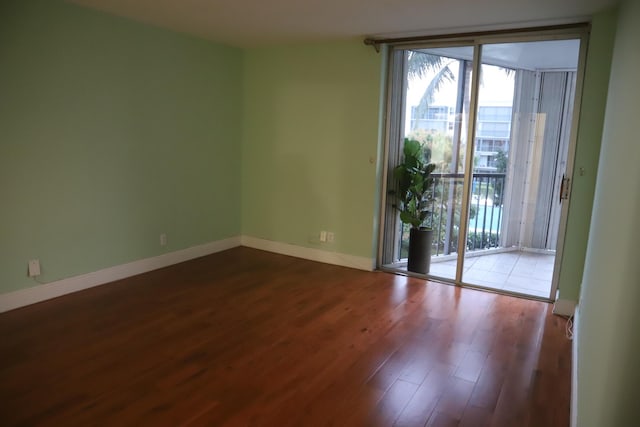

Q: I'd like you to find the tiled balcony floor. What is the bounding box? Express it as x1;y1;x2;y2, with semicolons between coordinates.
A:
385;250;556;299
429;250;555;298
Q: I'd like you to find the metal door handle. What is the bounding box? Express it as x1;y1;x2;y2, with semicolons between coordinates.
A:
559;174;570;202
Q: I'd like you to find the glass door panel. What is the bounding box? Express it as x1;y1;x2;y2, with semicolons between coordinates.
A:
382;46;474;281
461;40;581;298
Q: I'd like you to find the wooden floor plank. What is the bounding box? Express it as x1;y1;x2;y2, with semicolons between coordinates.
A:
0;247;572;426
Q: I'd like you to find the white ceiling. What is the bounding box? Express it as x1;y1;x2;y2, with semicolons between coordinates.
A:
68;0;617;48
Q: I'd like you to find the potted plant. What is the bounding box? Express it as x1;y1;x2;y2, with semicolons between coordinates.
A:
390;138;437;274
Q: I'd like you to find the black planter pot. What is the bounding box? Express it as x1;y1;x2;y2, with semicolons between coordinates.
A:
407;227;433;274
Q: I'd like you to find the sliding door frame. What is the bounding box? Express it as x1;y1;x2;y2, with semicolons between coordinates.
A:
376;24;590;301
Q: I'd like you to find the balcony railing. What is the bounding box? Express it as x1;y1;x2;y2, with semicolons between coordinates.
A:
400;172;506;258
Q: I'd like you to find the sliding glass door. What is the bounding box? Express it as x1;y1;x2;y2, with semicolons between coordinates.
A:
382;46;475;281
379;28;587;300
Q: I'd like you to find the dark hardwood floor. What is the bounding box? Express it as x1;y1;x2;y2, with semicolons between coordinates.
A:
0;247;571;426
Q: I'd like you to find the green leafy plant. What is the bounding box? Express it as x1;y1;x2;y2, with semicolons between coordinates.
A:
390;138;437;229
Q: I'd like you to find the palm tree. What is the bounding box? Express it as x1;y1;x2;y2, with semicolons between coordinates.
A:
407;51;456;128
407;51;453;80
408;51;514;120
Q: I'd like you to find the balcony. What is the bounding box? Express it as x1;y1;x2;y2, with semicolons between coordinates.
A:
399;172;506;256
391;172;555;299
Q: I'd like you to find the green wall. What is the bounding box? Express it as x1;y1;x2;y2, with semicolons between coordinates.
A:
556;9;617;302
0;0;618;305
241;43;383;259
0;0;243;293
576;0;640;424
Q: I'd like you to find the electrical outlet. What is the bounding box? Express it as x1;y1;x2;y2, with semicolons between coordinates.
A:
320;231;327;242
28;259;41;277
160;233;167;246
327;232;335;243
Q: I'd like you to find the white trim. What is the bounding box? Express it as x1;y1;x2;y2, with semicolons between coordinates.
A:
0;237;240;313
570;305;579;427
240;236;375;271
552;297;577;316
521;247;556;255
1;236;376;313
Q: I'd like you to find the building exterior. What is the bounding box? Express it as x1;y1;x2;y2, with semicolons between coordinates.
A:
410;104;512;172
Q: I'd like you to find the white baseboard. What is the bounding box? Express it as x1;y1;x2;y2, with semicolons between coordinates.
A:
0;237;240;313
1;235;375;313
570;305;579;427
553;298;577;316
240;236;375;271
